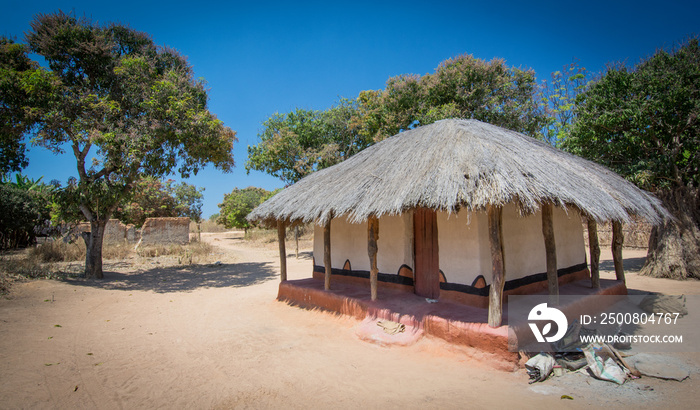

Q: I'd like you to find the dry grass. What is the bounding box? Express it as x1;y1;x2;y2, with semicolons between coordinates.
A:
1;239;217;294
28;240;132;263
0;252;58;295
192;220;229;233
136;241;214;265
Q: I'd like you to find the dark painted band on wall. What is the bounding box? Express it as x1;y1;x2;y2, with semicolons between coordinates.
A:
314;262;587;295
439;262;589;296
313;265;414;286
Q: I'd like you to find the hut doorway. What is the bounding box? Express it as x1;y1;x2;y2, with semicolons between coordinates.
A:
413;208;440;299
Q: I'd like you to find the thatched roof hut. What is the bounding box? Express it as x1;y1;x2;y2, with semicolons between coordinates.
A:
249;119;668;327
249;119;666;226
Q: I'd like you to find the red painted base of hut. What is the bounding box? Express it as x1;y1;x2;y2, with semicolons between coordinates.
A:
277;277;627;371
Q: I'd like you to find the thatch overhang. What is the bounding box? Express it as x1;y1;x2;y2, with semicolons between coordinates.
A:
248;119;668;226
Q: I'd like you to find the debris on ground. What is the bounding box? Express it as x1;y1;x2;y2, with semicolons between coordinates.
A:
524;321;690;386
376;319;405;335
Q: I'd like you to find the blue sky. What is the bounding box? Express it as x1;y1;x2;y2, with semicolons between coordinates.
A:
2;0;698;218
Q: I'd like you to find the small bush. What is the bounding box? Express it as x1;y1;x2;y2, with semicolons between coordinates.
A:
0;184;49;249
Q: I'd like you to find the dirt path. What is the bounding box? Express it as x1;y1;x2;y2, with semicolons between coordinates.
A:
1;232;699;409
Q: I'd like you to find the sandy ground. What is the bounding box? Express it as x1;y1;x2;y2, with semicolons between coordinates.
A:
1;231;699;409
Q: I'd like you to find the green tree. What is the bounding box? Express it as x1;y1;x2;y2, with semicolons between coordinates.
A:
538;60;590;146
170;180;205;223
246;100;371;185
359;54;546;141
0;175;55;249
217;187;269;233
23;12;236;278
113;177;175;227
113;177;203;227
567;38;700;279
0;37;57;176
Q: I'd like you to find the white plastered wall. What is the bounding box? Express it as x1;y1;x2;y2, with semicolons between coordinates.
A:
437;209;489;285
313;213;413;274
313;204;585;285
501;204;586;282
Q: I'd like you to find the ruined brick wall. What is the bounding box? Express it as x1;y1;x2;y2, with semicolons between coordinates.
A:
139;217;190;245
582;217;652;249
75;219;133;244
74;217;189;245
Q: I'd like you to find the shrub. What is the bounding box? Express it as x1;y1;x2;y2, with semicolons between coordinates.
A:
0;184;46;249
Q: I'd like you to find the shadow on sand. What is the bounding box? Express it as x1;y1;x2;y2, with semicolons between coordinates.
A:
63;261;278;293
286;250;313;260
599;256;647;274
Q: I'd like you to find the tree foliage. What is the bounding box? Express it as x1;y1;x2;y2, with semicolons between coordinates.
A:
0;175;55;249
567;40;700;191
19;11;236;278
246;100;371;184
113;177;204;227
217;186;270;232
566;38;700;279
538;60;589;146
358;54;546;141
0;37;57;175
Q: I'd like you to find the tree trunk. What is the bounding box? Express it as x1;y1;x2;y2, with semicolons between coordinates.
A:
587;218;601;288
82;219;107;279
487;205;505;328
641;188;700;280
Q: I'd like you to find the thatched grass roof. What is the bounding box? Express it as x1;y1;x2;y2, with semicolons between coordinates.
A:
248;119;668;226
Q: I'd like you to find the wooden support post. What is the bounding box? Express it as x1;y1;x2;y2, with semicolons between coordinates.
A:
368;215;379;301
541;203;559;305
587;218;601;288
487;205;505;328
612;220;625;284
277;220;287;282
294;225;299;259
323;218;332;291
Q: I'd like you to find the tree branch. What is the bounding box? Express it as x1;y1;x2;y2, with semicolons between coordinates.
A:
72;141;92;181
79;203;94;222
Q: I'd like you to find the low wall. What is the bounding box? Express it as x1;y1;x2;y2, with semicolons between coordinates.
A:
139;217;190;245
74;217;190;245
582;217;651;249
75;219;134;244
